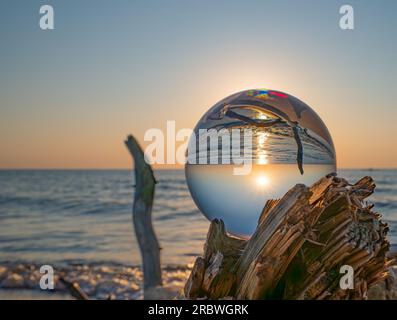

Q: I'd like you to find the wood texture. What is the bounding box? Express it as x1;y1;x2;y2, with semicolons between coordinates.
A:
125;135;162;294
59;276;90;300
184;174;392;300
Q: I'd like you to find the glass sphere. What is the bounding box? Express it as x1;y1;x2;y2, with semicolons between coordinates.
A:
185;89;336;237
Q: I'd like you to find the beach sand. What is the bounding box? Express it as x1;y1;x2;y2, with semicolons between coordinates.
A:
0;262;191;300
1;261;396;300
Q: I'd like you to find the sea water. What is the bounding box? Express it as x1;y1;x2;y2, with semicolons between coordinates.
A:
0;169;395;267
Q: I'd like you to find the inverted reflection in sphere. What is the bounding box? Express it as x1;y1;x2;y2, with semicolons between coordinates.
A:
185;89;336;237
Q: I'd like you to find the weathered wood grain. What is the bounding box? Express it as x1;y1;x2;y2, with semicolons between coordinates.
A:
185;175;392;300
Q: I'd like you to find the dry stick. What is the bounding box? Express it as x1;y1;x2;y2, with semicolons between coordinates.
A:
124;135;162;295
59;276;89;300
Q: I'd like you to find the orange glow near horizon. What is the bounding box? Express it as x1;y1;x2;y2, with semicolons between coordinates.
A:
1;1;396;170
0;117;396;169
0;57;396;170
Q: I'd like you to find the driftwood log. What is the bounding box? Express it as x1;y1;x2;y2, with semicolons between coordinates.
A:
125;135;162;295
185;174;394;300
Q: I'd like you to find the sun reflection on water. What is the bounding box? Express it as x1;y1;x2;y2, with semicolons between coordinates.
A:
257;131;269;165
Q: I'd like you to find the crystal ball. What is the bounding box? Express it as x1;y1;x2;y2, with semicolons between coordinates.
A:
185;89;336;237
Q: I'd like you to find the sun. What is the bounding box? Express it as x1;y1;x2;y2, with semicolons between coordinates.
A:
256;175;269;186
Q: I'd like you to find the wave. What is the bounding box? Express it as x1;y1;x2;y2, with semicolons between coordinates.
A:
0;169;394;267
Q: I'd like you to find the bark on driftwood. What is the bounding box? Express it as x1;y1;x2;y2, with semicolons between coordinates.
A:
185;174;393;300
125;135;162;295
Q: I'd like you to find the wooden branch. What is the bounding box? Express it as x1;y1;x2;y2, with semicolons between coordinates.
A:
235;183;312;299
185;175;391;300
184;219;246;299
184;257;205;299
59;276;89;300
125;135;162;295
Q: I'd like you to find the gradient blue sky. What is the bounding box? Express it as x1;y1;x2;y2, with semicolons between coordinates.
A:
0;0;396;168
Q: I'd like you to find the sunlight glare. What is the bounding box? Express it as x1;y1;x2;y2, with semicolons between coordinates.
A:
258;154;268;165
256;175;269;186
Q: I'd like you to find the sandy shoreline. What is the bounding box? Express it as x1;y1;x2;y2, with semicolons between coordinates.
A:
0;289;73;300
0;261;191;300
1;261;396;300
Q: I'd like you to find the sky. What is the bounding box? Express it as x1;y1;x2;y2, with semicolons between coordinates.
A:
0;0;396;169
